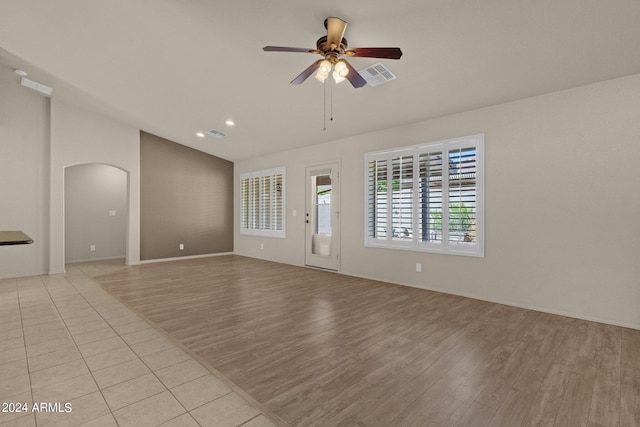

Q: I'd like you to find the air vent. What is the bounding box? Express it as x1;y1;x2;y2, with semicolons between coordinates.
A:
20;77;53;96
357;63;396;87
207;129;227;139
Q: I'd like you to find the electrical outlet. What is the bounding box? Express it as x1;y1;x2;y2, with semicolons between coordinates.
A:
260;243;264;250
416;263;422;273
179;243;184;250
90;245;96;252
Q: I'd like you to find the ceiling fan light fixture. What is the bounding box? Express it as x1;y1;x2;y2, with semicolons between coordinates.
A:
316;59;332;82
315;70;329;82
334;60;348;77
332;70;346;84
319;60;332;74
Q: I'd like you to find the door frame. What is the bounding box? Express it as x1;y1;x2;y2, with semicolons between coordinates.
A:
305;161;341;271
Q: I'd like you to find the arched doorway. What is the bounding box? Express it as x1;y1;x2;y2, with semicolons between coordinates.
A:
64;163;128;265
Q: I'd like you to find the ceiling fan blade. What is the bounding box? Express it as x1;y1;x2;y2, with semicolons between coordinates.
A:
263;46;317;53
325;17;347;49
345;47;403;59
290;59;323;85
342;59;367;88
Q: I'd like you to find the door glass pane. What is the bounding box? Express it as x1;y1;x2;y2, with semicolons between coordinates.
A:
312;174;332;256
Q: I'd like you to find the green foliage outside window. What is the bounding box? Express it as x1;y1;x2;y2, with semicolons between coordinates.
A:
429;203;474;232
375;179;402;192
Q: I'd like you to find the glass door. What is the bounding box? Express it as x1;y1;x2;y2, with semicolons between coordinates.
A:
305;163;340;270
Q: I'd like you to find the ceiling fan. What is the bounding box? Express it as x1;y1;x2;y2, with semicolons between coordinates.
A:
263;17;402;88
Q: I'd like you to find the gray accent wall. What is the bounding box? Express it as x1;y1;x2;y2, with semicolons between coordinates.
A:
140;131;233;260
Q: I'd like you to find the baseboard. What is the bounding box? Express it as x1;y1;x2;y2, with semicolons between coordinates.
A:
66;256;125;264
140;252;235;264
0;270;48;280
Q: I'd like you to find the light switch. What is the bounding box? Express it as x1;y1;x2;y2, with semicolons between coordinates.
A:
109;210;116;216
292;210;298;217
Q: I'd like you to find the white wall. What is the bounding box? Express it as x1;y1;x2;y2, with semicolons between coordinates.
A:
0;69;140;277
0;70;50;278
65;164;128;263
50;98;140;273
235;74;640;329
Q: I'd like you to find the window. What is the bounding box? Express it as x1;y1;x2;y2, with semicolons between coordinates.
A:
240;167;286;238
365;134;484;256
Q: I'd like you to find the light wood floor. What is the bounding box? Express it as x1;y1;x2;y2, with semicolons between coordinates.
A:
95;255;640;427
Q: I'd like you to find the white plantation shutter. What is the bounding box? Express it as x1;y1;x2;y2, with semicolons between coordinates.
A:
240;167;286;238
240;178;249;230
365;135;483;257
260;175;271;230
391;155;413;241
418;149;443;245
367;159;388;240
251;176;260;230
448;146;478;246
273;174;283;232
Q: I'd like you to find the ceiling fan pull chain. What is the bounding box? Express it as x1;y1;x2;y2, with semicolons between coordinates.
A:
323;79;327;131
330;79;334;122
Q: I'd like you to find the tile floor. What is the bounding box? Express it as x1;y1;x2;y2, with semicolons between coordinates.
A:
0;261;278;427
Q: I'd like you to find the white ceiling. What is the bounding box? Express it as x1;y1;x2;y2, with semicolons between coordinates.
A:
1;0;639;161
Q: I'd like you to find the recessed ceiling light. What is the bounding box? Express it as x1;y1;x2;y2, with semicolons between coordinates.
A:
225;120;234;126
15;69;27;77
196;132;205;138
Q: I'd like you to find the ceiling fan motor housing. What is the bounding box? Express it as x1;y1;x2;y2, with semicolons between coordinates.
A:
316;35;349;54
